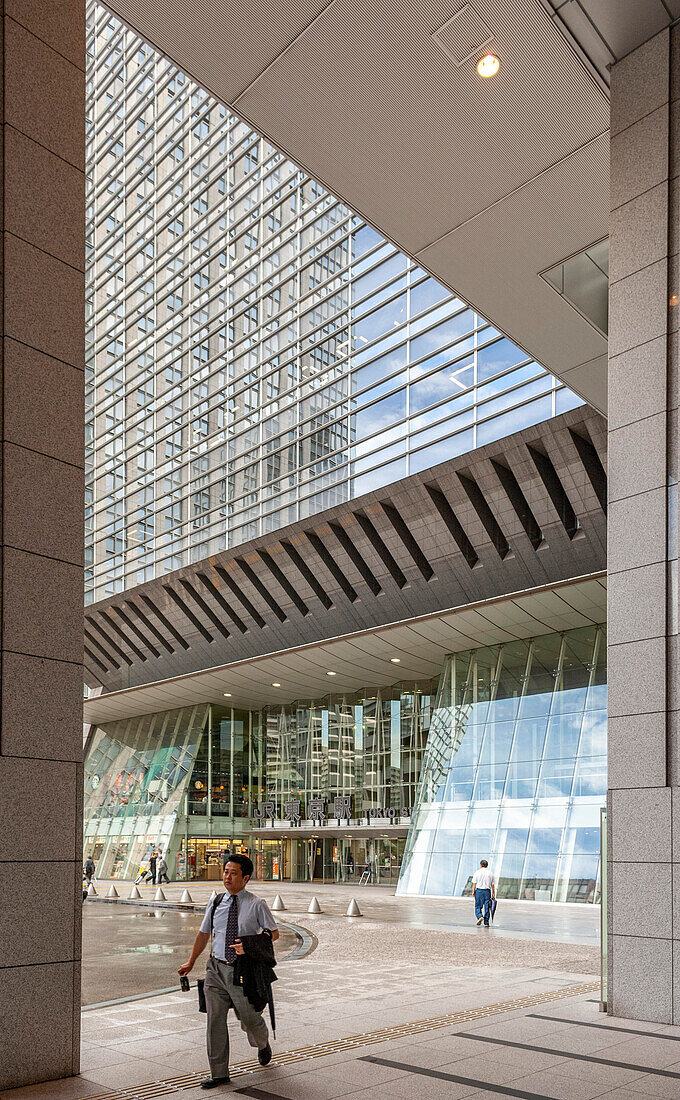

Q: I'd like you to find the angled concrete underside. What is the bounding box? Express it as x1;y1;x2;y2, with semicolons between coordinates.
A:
84;405;607;712
106;0;613;412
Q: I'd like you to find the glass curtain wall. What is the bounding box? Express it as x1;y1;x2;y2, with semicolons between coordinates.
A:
85;2;582;604
398;625;606;903
84;704;208;878
264;683;435;816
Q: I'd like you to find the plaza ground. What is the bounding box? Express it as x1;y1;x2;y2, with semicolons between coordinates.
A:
14;879;669;1099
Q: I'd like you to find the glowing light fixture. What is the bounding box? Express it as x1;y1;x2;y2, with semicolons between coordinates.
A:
326;670;337;676
390;657;401;664
477;53;500;78
223;692;232;697
272;682;281;687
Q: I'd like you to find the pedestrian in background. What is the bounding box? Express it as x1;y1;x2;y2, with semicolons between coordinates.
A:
149;850;158;885
84;855;96;885
472;859;495;927
157;852;170;885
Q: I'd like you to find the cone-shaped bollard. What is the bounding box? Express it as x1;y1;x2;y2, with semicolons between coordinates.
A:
180;889;193;903
271;894;286;911
129;885;142;899
346;898;362;917
106;884;119;899
307;896;322;913
154;887;167;902
87;882;97;897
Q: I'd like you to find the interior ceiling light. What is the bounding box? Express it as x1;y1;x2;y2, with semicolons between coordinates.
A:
477;53;500;77
390;657;401;664
272;682;281;687
223;692;232;697
326;670;337;676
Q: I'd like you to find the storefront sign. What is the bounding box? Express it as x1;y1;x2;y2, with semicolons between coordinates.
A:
254;798;412;827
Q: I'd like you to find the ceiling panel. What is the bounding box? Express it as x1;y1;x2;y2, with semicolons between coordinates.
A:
107;0;614;410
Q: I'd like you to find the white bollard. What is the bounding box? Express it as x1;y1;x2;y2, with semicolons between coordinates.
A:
87;882;97;897
154;887;167;902
271;894;286;911
307;896;322;914
129;884;142;899
106;884;119;899
346;898;362;917
180;889;193;903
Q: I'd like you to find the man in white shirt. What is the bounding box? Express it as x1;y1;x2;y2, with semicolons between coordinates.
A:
179;853;279;1089
472;860;495;926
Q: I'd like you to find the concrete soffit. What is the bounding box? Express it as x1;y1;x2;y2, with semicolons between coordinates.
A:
83;571;607;722
106;0;616;414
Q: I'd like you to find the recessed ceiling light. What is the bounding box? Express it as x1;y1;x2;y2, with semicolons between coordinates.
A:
326;670;337;676
477;53;500;77
272;682;281;687
223;692;232;697
390;658;401;664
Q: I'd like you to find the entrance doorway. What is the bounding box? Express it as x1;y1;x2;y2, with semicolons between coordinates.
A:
253;835;406;883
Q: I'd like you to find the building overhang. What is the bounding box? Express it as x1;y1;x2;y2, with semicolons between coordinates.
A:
104;2;672;416
84;571;606;722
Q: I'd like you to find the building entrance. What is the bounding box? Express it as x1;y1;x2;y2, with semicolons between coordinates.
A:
253;835;406;884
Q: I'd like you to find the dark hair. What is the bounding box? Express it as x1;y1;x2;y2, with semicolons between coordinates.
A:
224;852;254;879
480;859;488;867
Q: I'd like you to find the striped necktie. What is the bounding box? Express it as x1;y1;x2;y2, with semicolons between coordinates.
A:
225;894;239;964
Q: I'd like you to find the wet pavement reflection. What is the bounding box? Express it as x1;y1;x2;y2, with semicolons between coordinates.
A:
81;903;297;1005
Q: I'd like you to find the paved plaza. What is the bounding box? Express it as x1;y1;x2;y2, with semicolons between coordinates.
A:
5;880;666;1100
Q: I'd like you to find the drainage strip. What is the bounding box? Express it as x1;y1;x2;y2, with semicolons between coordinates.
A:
77;979;599;1100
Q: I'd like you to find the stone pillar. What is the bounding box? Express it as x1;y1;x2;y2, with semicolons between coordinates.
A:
608;26;680;1022
0;2;85;1088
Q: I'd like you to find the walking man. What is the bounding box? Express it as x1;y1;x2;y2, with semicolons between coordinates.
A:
84;855;96;885
178;853;278;1089
472;859;495;927
149;850;158;885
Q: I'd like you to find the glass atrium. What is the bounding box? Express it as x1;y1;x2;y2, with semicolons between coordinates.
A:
84;626;606;902
399;624;606;903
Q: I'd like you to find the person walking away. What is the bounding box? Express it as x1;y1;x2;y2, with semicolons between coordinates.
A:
178;853;279;1089
84;856;96;885
149;850;158;885
472;859;495;926
157;852;170;885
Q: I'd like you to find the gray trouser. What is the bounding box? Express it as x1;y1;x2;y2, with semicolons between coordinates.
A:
204;955;268;1078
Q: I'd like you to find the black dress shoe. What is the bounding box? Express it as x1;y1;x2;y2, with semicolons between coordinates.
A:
200;1075;230;1089
258;1042;272;1066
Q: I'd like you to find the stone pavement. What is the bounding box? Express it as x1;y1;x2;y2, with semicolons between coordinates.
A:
5;965;680;1100
0;882;619;1099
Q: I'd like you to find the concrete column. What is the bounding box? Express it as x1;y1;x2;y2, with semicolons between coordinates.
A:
0;2;85;1088
608;26;680;1022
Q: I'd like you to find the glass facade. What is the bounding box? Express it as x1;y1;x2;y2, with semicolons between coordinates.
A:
84;643;607;903
85;1;582;604
398;624;606;903
83;681;436;880
84;704;209;878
